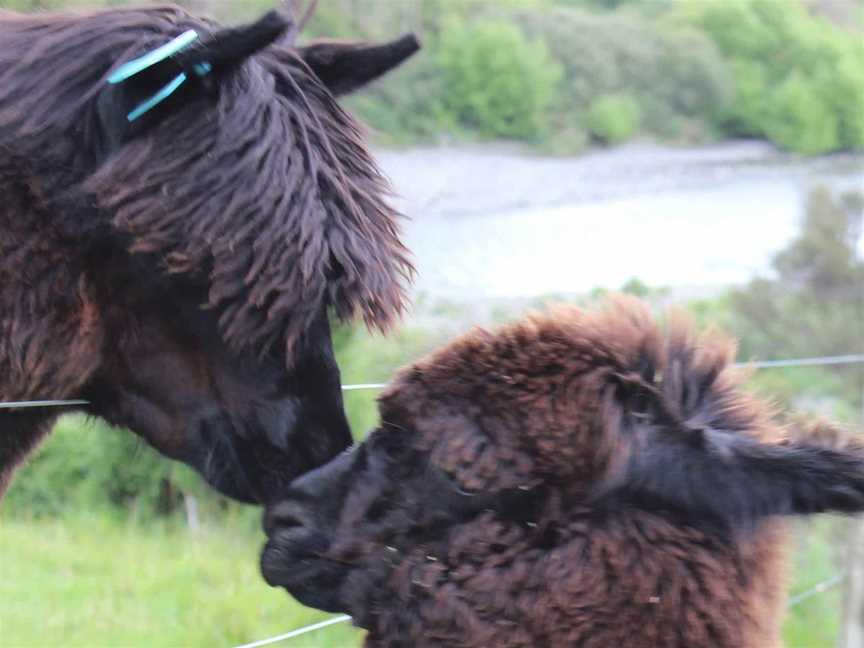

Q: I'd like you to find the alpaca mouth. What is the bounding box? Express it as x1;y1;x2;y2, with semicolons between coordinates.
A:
261;537;350;613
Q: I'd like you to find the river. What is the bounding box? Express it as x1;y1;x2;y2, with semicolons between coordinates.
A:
376;141;863;307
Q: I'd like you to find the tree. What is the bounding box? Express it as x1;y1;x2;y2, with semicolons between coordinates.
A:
731;187;863;356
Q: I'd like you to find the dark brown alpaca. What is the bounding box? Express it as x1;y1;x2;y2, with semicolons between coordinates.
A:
0;5;418;503
263;298;864;647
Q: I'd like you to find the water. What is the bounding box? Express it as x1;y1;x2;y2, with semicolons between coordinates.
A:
377;142;864;303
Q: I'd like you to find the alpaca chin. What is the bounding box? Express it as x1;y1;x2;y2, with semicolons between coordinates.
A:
260;537;349;613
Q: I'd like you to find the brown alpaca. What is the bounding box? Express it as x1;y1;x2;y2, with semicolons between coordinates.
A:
262;298;864;647
0;6;417;503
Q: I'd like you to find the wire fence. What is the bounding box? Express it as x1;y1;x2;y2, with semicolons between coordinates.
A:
238;567;852;647
232;615;352;648
5;352;861;647
788;574;846;609
225;352;863;648
238;535;857;648
2;353;863;410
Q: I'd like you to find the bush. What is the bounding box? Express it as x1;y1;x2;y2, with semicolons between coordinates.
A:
652;26;732;122
585;93;640;144
727;186;864;408
822;52;864;150
674;0;864;153
517;8;731;144
2;415;206;518
344;43;460;143
764;73;839;155
313;7;564;144
434;18;562;140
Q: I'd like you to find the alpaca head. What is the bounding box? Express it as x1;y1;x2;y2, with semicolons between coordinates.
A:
262;298;864;645
0;7;417;503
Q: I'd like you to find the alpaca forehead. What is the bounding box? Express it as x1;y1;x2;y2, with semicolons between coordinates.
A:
398;299;736;388
382;330;613;441
385;299;746;436
377;300;751;492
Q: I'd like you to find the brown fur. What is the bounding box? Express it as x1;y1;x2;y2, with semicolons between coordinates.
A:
262;297;864;647
373;300;788;647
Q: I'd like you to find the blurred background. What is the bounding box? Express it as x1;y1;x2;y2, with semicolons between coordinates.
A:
0;0;862;646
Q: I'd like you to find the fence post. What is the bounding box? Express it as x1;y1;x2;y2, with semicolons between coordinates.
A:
840;385;864;647
184;493;200;532
841;519;864;647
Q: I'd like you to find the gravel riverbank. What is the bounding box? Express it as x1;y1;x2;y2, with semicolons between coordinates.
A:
372;141;863;317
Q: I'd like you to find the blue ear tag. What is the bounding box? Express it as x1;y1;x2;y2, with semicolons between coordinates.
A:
107;29;212;123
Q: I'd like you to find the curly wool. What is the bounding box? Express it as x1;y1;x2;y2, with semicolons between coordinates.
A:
280;298;864;648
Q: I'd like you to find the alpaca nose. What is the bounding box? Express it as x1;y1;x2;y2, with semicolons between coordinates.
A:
263;444;362;537
263;499;315;537
288;443;362;501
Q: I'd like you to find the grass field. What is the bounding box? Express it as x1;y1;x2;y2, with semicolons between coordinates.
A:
0;512;847;647
0;513;362;648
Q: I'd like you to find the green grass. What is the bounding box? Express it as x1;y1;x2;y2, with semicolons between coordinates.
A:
783;518;845;647
0;312;852;647
335;324;444;436
0;513;363;648
0;512;845;647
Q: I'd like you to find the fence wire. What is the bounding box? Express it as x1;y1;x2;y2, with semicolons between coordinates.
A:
2;354;863;410
4;350;861;645
232;615;352;648
235;571;851;648
788;574;846;609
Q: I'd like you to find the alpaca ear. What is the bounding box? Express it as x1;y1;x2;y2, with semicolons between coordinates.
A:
181;10;290;73
600;392;864;529
298;34;420;96
97;11;289;147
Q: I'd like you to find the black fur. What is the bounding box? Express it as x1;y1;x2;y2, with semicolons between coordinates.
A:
299;34;421;96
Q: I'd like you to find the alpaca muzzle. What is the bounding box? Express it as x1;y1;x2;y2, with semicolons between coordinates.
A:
260;517;350;613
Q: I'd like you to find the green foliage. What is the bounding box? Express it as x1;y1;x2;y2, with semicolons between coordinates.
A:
649;26;733;130
722;58;772;137
0;513;363;647
731;187;863;356
306;3;564;143
726;186;864;412
343;49;455;143
683;186;863;422
773;189;864;294
764;73;840;155
9;0;859;153
826;52;864;149
585;93;640;144
782;518;845;647
550;0;657;10
0;509;842;646
1;0;62;8
333;324;440;436
619;277;671;301
518;8;731;144
434;18;562;140
2;415;205;518
674;0;864;153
